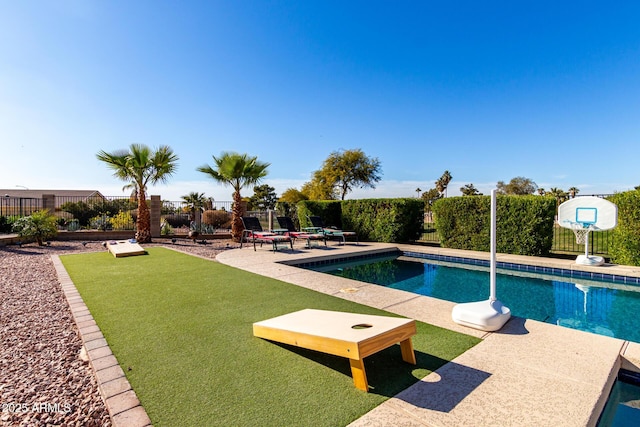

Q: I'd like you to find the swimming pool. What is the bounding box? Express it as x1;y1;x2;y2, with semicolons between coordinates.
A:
301;252;640;343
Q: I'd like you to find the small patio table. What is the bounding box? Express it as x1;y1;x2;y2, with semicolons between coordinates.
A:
253;309;417;391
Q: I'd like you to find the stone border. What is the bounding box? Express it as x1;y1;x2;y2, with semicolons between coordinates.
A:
51;255;152;427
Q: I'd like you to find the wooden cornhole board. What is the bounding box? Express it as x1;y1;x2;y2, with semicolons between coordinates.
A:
106;240;146;258
253;309;417;392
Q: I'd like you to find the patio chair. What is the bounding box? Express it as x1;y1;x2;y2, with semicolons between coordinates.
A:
241;216;293;252
307;216;358;245
276;216;326;248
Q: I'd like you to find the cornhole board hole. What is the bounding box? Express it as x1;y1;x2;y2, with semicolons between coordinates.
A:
106;240;146;258
253;309;417;392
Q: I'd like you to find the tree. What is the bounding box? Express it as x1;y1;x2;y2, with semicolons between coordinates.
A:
421;188;442;211
181;192;207;222
549;187;568;204
309;149;382;200
415;188;422;198
197;152;269;242
496;177;538;195
279;188;308;204
537;188;546;196
460;183;482;196
249;184;278;210
301;170;338;200
435;170;453;196
12;209;58;246
568;187;580;199
97;144;179;243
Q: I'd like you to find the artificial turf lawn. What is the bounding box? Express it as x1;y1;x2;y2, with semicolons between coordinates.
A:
61;247;480;427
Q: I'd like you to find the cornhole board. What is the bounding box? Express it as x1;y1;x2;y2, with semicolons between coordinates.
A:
106;240;146;258
253;309;417;392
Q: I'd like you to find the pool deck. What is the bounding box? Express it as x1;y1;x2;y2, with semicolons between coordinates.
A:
216;242;640;427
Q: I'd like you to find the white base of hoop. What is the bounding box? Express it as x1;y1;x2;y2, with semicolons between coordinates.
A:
576;255;605;266
452;299;511;332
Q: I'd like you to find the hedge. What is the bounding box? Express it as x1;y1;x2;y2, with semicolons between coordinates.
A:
295;198;425;243
341;198;424;242
607;190;640;266
432;195;556;256
296;201;343;229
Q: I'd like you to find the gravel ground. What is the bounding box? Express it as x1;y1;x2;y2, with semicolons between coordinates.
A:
0;238;237;426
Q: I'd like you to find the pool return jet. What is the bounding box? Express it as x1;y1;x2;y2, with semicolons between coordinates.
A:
452;189;511;332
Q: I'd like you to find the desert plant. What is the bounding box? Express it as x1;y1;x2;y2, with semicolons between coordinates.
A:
202;210;232;229
90;215;112;231
163;214;190;228
160;220;173;235
111;211;135;230
12;209;58;245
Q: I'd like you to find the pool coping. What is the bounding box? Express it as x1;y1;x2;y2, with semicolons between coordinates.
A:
217;242;640;427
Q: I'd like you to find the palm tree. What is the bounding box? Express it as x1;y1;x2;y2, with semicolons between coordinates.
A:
197;152;269;242
435;170;452;197
181;192;208;224
568;187;580;199
97;144;179;243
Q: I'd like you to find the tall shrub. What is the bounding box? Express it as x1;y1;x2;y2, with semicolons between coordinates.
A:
296;201;342;229
342;198;424;242
433;195;555;256
608;190;640;266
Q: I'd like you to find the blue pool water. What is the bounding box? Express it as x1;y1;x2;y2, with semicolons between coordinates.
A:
305;253;640;343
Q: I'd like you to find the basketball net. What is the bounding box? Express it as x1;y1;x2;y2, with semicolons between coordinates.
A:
567;222;595;245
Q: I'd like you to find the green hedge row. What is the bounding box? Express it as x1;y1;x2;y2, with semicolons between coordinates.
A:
296;201;343;229
342;198;425;242
608;190;640;266
432;195;556;256
295;198;425;243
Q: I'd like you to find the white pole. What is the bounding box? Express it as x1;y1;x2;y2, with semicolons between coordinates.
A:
490;189;497;302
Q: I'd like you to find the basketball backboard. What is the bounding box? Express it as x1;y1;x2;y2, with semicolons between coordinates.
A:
558;196;617;231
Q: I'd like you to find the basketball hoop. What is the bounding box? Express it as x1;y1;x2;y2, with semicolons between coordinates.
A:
557;196;618;267
566;221;595;245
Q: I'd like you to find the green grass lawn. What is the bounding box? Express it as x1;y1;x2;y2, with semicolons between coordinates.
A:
61;248;480;427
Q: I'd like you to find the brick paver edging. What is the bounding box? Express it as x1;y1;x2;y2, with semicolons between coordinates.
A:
51;255;152;427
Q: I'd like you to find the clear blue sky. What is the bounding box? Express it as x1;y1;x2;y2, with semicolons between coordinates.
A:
1;1;639;201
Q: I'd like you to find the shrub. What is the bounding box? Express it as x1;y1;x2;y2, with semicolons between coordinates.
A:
163;214;190;228
90;215;112;231
608;190;640;266
12;210;58;245
433;195;556;256
296;201;342;229
202;210;232;229
342;198;425;242
111;211;135;230
296;198;424;243
161;221;173;235
0;216;10;233
276;202;300;230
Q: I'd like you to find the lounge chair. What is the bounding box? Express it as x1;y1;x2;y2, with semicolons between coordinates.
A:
307;216;358;245
240;216;293;252
276;216;326;248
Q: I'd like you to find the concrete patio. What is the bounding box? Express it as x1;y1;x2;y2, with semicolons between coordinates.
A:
216;242;640;427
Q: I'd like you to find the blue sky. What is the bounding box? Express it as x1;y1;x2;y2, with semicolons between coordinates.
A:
1;1;639;201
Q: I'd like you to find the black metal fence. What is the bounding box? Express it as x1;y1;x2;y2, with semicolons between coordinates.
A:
0;192;616;256
420;193;615;256
419;222;612;256
0;195;234;234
